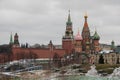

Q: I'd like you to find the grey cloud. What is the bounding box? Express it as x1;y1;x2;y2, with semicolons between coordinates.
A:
0;0;120;45
0;0;53;14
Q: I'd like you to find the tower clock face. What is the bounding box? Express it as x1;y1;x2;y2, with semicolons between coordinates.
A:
66;31;69;35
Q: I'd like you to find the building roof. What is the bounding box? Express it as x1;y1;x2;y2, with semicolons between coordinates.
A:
74;29;82;41
66;10;72;26
93;31;100;40
82;14;90;39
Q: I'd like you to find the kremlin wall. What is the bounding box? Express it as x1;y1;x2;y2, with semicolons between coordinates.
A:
0;12;120;67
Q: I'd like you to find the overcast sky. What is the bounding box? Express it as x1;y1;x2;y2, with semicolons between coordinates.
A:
0;0;120;45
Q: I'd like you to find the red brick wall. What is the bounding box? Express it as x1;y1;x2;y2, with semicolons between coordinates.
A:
0;47;65;63
12;47;65;60
62;40;74;53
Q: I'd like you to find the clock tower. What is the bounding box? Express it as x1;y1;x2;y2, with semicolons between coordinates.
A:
62;11;74;53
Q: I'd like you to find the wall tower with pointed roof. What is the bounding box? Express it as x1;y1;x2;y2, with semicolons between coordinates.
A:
62;10;74;53
13;33;20;47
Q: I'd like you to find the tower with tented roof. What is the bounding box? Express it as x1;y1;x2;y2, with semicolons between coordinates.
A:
82;13;91;53
13;33;20;47
62;10;74;53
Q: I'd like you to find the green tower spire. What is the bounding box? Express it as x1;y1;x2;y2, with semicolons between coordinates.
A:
66;10;72;26
9;32;13;44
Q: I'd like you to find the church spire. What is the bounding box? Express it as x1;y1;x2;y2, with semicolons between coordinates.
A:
82;12;90;39
84;12;88;27
84;12;88;18
82;12;91;52
66;10;72;26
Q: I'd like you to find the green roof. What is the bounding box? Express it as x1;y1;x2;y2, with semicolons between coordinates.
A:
93;31;100;40
66;11;72;25
9;33;13;44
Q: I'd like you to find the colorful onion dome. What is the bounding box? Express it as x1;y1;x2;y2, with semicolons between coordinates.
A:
93;31;100;40
75;29;83;41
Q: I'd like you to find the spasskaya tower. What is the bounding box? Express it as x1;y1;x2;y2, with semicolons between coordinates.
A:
62;10;74;53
